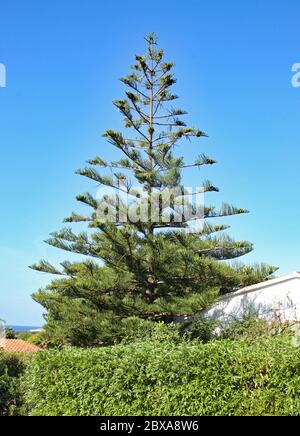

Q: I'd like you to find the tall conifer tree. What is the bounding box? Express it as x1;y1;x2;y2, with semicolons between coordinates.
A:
32;34;275;345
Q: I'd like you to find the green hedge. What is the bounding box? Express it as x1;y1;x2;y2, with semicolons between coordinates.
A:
22;334;300;416
0;352;28;416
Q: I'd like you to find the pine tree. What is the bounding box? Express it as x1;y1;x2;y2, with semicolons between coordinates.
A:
31;34;276;346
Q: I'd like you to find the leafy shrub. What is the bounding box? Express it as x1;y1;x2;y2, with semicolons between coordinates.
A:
27;331;47;347
0;353;28;416
4;327;17;339
22;333;300;416
118;318;182;344
183;317;218;343
46;316;183;348
16;332;32;341
185;314;292;343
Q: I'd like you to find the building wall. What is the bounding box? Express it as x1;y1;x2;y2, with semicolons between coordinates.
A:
204;278;300;324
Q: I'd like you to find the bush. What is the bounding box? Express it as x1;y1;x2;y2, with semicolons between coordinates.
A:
16;332;32;341
183;317;218;343
218;316;275;341
4;327;17;339
185;315;290;343
0;353;28;416
22;333;300;416
27;331;47;347
118;318;182;344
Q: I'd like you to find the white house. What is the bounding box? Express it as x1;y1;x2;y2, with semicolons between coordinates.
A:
204;272;300;324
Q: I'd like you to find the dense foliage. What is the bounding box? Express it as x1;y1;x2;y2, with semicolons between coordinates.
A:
22;329;300;416
0;352;27;416
31;34;275;346
4;327;17;339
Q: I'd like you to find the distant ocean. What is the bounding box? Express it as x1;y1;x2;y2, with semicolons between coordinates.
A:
7;325;42;332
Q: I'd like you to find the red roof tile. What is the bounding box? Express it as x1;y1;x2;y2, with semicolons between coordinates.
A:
0;339;41;353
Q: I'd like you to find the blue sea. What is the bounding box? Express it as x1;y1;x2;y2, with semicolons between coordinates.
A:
7;325;42;332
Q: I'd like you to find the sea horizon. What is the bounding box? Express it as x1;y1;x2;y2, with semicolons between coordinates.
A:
6;325;43;332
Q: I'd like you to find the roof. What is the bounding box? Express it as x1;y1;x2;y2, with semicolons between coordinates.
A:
220;272;300;301
0;339;41;353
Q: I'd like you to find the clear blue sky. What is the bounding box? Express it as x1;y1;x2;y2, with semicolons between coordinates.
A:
1;0;300;325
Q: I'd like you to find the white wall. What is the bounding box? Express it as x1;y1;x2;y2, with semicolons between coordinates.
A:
204;277;300;324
